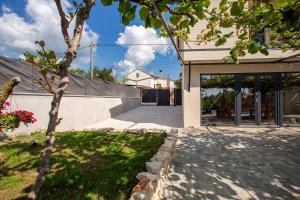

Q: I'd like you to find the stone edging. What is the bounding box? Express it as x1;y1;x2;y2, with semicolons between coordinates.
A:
83;127;178;200
129;128;178;200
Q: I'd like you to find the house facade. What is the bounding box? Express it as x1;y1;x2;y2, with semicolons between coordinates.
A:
125;68;175;89
180;0;300;127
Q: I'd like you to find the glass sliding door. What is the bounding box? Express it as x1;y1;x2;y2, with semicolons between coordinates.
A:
260;74;276;125
200;72;300;127
240;74;256;124
282;73;300;126
238;73;277;125
201;74;235;125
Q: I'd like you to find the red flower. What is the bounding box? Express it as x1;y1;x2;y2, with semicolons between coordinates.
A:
0;109;36;131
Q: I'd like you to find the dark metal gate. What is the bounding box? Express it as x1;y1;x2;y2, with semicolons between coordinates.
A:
157;89;170;106
142;89;157;103
174;89;182;105
142;89;171;105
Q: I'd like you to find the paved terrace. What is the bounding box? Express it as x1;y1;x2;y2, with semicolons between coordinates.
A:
163;127;300;200
87;106;183;130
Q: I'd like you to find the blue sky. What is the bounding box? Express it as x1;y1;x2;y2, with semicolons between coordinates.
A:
0;0;180;80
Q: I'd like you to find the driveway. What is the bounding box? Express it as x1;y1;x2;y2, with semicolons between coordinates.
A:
163;127;300;200
87;106;183;130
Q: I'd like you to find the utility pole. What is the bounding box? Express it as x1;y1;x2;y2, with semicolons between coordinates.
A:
89;41;94;78
114;65;119;81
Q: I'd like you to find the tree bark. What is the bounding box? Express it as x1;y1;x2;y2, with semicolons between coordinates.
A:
28;72;69;199
28;1;96;198
0;77;21;109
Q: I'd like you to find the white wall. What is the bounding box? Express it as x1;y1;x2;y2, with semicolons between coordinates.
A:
154;79;175;89
8;93;140;135
125;69;155;88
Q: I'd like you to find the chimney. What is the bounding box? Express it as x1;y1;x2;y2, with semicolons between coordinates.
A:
159;70;163;79
166;74;171;88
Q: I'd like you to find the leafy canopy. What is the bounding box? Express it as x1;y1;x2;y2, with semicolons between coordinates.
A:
92;67;117;82
100;0;299;62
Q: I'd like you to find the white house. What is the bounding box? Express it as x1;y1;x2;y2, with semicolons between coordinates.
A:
125;68;175;89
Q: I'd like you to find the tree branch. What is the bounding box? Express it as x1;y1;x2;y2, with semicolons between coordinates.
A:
165;5;194;19
0;77;21;109
54;0;71;48
58;0;96;69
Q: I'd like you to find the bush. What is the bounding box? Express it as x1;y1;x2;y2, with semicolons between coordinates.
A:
0;102;36;133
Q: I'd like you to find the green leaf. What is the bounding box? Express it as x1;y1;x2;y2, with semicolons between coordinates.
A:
248;42;258;54
128;5;136;21
219;0;227;8
36;40;45;47
139;7;149;21
72;1;78;7
238;32;248;40
69;12;74;19
47;50;56;59
259;46;269;55
270;33;278;41
119;0;130;13
41;68;48;76
215;38;227;46
179;19;190;28
145;15;151;28
230;1;243;16
219;18;234;28
101;0;113;6
122;15;130;25
169;15;182;25
151;17;162;28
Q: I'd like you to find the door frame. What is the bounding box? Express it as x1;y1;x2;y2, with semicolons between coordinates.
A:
236;73;279;126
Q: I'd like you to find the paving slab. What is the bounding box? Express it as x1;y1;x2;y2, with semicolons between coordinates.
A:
162;127;300;200
86;106;183;130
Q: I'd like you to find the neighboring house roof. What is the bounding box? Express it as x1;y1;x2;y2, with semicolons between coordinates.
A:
125;68;158;79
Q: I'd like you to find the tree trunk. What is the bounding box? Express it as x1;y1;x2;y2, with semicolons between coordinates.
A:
28;72;69;199
0;77;21;109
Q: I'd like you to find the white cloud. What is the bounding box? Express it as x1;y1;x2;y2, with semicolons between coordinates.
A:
0;0;99;69
116;25;171;72
1;4;11;13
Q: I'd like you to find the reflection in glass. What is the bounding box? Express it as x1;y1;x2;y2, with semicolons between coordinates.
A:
260;75;275;124
282;73;300;126
201;74;235;125
241;75;256;124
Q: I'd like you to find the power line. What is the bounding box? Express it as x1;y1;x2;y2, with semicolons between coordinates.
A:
55;42;173;56
95;43;173;46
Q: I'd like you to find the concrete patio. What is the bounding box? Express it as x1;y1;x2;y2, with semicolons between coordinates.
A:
87;106;183;130
162;127;300;200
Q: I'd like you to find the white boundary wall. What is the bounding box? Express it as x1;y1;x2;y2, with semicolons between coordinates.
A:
8;93;140;135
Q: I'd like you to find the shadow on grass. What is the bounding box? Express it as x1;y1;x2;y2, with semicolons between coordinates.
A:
0;131;166;200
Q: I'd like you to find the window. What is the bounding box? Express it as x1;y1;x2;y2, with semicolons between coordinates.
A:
156;84;162;89
201;74;235;125
282;73;300;126
136;73;139;78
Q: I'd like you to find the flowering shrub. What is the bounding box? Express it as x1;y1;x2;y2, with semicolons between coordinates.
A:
0;102;36;133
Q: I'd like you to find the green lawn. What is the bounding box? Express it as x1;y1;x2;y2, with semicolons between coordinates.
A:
0;131;166;200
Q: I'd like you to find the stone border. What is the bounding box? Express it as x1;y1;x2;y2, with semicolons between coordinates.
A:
83;127;178;200
129;129;178;200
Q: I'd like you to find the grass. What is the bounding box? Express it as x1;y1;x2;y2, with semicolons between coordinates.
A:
0;131;166;200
